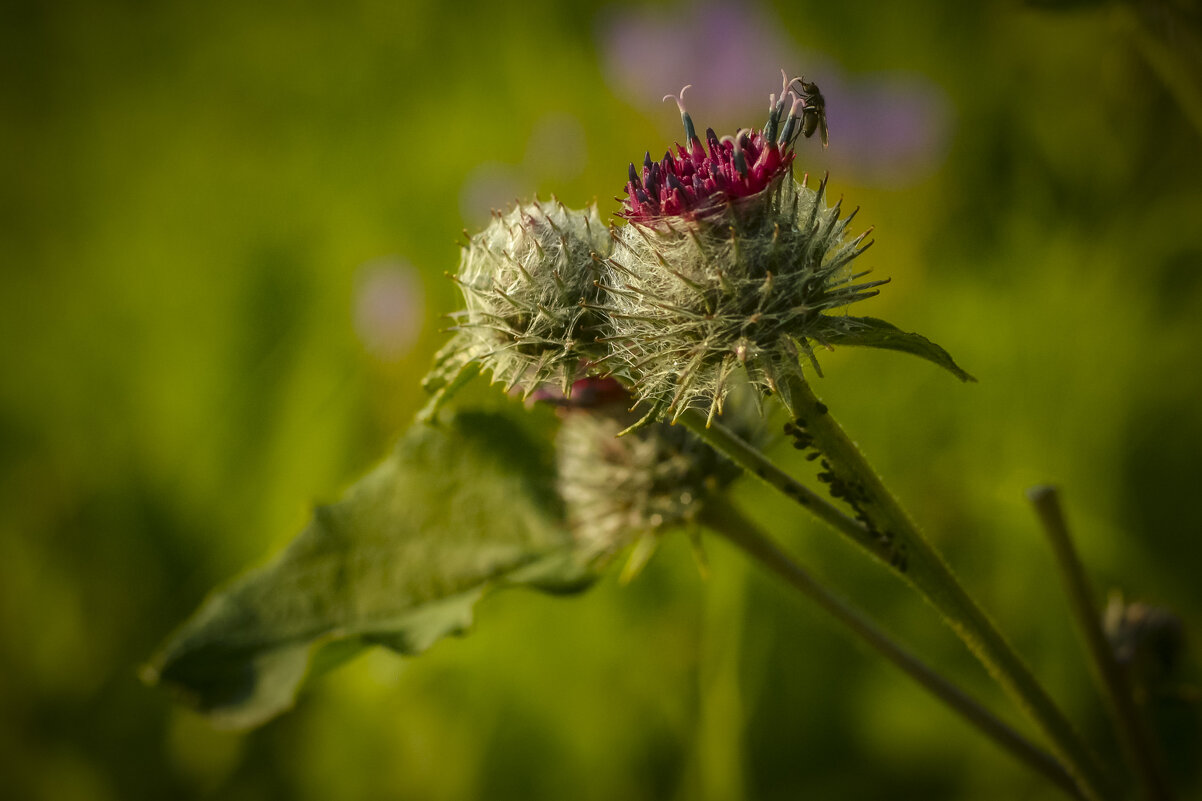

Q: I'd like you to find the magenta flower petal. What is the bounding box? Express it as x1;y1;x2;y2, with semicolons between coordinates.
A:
619;83;808;222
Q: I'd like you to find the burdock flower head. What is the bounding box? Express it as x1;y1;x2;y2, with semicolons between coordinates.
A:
554;377;750;580
424;199;615;406
600;74;971;424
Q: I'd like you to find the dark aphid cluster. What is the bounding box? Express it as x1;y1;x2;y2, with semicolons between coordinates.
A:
784;416;908;571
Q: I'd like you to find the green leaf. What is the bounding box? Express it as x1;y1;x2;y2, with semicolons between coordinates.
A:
819;316;977;382
143;409;595;730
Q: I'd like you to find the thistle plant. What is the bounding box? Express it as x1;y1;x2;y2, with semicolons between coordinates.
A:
600;79;972;426
145;72;1184;801
599;79;1119;801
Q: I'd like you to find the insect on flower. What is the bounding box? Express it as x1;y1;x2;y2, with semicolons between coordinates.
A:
793;77;828;149
600;71;971;427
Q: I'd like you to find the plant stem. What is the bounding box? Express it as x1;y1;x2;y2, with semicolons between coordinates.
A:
676;411;891;563
1029;485;1174;801
701;497;1087;800
775;374;1115;801
1115;1;1202;141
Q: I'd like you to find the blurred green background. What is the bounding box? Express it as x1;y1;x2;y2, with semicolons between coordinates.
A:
2;0;1200;798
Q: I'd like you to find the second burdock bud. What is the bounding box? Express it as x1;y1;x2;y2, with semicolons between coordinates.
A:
554;378;750;580
442;199;614;398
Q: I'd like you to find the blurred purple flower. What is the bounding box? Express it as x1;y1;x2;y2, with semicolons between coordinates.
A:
621;88;800;220
353;259;424;363
597;0;953;186
822;73;953;184
458;162;529;228
599;0;797;127
458;113;590;227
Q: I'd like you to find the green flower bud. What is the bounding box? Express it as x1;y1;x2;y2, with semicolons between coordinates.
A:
555;378;755;580
441;199;615;398
602;175;880;420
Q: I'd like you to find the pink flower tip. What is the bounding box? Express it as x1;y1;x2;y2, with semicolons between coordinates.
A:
620;76;821;222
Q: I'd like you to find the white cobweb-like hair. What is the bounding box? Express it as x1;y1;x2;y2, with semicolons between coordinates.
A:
424;199;615;408
600;175;880;423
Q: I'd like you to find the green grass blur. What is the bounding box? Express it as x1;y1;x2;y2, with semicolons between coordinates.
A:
2;0;1200;799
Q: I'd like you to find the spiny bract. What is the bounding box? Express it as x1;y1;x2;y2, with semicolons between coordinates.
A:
602;174;881;422
599;76;970;424
554;378;748;579
444;199;615;397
